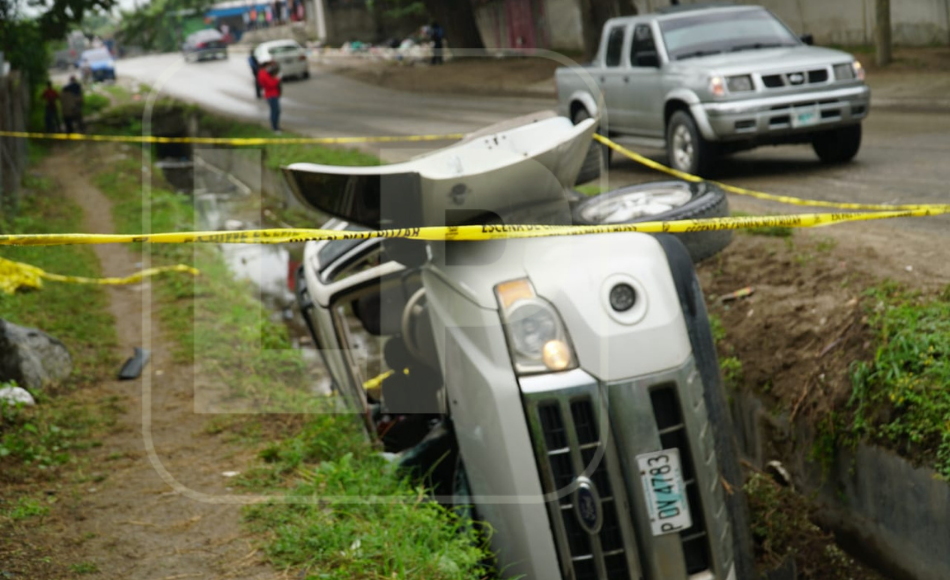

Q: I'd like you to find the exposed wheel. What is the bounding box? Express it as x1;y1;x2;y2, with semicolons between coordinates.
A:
667;110;715;177
572;180;732;263
572;108;609;185
656;234;756;580
812;124;861;163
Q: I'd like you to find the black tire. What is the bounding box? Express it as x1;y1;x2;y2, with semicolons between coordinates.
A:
572;180;732;263
303;70;311;79
667;110;715;177
812;124;861;163
656;234;756;580
572;108;609;185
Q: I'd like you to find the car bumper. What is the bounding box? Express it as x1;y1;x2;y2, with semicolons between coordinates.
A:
693;85;870;142
521;358;736;580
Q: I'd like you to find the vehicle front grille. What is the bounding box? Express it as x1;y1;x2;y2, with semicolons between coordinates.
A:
534;397;635;580
761;68;830;88
649;385;711;575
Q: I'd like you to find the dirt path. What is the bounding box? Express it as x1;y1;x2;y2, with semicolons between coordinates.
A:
41;147;280;580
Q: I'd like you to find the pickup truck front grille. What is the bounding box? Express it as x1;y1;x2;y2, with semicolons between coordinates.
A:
761;68;830;88
650;385;711;575
533;396;637;580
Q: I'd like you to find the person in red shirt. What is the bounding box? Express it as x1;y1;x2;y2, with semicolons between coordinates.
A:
256;61;282;133
41;82;61;133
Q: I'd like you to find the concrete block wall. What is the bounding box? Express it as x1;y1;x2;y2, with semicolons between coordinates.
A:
677;0;950;47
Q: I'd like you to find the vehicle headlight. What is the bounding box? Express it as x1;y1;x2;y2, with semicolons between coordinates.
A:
709;75;725;97
495;278;577;375
835;61;865;81
726;75;754;92
834;63;854;80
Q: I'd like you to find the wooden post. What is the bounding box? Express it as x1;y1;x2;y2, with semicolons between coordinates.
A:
875;0;892;66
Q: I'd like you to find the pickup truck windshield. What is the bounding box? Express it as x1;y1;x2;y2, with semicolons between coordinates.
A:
659;8;799;61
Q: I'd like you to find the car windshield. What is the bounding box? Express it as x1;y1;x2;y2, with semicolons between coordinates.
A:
82;49;111;62
268;44;301;55
659;8;799;61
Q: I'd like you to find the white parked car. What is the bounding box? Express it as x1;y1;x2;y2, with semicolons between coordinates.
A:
253;40;310;79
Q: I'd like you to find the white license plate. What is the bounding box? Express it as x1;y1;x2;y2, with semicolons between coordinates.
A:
791;105;819;128
636;448;692;536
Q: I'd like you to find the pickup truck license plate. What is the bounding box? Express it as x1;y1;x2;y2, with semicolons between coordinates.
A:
637;449;692;536
791;105;819;128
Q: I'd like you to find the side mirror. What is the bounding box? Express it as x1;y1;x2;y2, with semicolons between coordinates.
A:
801;33;814;46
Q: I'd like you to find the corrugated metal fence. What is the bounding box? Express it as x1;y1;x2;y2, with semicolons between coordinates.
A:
0;67;31;219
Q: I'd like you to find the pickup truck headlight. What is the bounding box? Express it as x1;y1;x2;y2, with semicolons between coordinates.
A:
835;61;865;81
726;75;754;93
495;278;577;375
709;75;725;97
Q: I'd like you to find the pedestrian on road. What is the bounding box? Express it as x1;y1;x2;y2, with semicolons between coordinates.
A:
248;48;261;99
41;82;61;133
257;60;282;133
429;21;445;65
61;76;85;134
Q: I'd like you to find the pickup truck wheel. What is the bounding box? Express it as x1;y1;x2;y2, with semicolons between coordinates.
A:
667;111;714;177
655;234;756;580
812;124;861;163
572;181;732;263
572;108;608;185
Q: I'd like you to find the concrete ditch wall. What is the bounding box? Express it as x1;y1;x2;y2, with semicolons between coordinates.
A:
731;389;950;580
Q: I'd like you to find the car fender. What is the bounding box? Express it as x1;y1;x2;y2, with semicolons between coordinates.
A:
664;88;718;141
567;90;601;124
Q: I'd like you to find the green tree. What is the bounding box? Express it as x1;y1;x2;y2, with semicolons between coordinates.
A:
116;0;213;52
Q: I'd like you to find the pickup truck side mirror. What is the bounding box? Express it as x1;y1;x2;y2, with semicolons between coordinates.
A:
636;51;660;68
800;33;814;46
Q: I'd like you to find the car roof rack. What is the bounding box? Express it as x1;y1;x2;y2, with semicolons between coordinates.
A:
655;2;736;14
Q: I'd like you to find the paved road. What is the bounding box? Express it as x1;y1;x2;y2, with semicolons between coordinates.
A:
117;52;950;234
116;52;549;161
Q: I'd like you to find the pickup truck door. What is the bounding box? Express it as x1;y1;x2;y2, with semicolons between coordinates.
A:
625;23;665;138
598;24;630;133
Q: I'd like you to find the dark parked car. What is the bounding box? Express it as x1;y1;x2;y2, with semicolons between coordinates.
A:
182;29;228;63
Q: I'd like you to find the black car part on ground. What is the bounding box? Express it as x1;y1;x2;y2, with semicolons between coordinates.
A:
572;181;733;263
655;233;756;580
572;108;610;185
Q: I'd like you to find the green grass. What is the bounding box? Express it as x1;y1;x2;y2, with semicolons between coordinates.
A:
82;93;110;117
0;174;118;378
244;429;493;580
709;314;744;389
93;155;312;410
68;562;99;574
1;495;52;521
575;183;606;197
843;281;950;478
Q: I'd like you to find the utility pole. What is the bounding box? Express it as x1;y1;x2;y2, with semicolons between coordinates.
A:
875;0;892;66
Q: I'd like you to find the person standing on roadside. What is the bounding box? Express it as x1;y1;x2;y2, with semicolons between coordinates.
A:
61;76;84;133
257;60;282;133
248;47;261;98
41;82;61;133
429;21;445;65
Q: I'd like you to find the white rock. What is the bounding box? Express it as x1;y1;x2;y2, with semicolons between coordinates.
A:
0;385;35;406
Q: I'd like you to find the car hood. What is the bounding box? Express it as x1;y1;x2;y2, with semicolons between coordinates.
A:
88;60;114;70
669;45;853;76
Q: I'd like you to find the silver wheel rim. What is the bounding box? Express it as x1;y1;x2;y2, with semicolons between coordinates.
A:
580;186;693;223
672;124;694;171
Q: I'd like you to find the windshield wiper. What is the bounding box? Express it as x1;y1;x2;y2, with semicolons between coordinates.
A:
729;42;789;52
676;49;723;61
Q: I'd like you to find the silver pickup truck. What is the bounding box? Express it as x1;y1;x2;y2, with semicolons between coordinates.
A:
556;4;870;178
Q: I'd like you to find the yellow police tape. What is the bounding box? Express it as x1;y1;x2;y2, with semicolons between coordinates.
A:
0;208;947;249
0;130;465;146
594;134;950;213
0;257;199;295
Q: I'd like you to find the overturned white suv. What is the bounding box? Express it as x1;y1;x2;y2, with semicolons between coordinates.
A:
287;113;754;580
